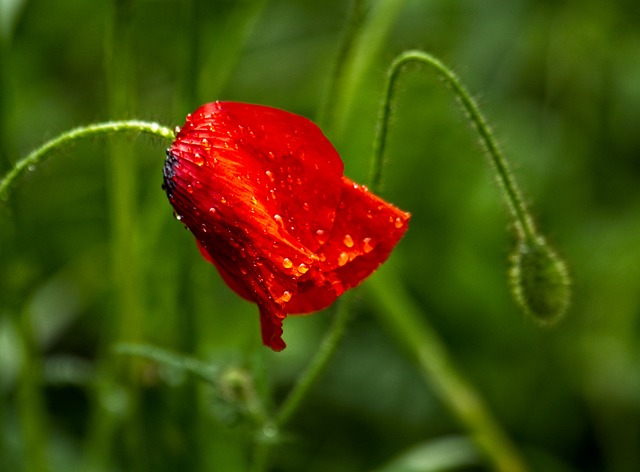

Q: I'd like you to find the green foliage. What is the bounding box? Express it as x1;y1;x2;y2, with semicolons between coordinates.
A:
2;1;639;471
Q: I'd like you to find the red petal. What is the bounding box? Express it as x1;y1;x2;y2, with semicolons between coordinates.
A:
285;177;410;313
164;102;410;351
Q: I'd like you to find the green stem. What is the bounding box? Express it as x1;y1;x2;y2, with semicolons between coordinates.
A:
369;49;535;472
252;293;355;471
275;292;354;428
371;49;537;242
366;271;529;472
0;121;174;201
17;308;50;472
317;0;367;133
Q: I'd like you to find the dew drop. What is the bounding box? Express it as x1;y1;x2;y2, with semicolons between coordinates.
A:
265;170;275;181
240;266;248;275
201;138;210;148
220;196;227;204
394;217;404;229
362;237;374;253
338;252;349;267
274;214;284;227
314;229;328;245
208;207;217;216
193;153;204;166
282;258;293;269
297;263;309;274
279;291;292;303
302;202;310;211
343;234;354;248
251;197;258;205
186;185;194;194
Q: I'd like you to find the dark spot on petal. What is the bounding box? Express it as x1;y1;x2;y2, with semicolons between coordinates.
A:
163;149;178;196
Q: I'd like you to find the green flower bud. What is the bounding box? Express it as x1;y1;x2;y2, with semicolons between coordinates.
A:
509;237;571;324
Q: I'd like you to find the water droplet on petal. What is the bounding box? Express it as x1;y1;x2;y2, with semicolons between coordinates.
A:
274;214;284;227
265;170;275;181
297;263;309;274
394;217;404;229
314;229;328;245
362;237;374;253
282;258;293;269
186;185;193;194
208;207;217;216
343;234;354;248
279;291;292;303
193;153;204;166
338;252;349;267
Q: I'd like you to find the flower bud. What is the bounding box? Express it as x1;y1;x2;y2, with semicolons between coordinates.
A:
509;237;570;324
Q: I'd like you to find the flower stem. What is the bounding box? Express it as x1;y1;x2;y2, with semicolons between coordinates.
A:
369;49;538;471
317;0;367;133
16;308;50;472
371;49;537;242
275;292;354;429
366;270;530;472
252;293;355;471
0;121;174;201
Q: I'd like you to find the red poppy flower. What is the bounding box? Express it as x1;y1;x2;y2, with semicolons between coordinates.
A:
164;102;410;351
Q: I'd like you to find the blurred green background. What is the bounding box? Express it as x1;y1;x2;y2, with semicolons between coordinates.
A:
1;0;640;471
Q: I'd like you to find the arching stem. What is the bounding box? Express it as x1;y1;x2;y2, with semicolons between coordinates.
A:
371;49;537;243
0;121;174;201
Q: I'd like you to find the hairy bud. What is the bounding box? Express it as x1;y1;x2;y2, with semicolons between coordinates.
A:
509;237;571;324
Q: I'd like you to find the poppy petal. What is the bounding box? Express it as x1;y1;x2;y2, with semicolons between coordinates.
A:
285;177;410;313
164;102;410;351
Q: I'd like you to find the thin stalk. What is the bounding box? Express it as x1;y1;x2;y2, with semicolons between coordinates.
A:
0;121;174;201
275;292;354;428
317;0;367;132
366;271;529;472
16;308;50;472
98;0;144;466
371;50;537;242
369;49;534;471
252;292;355;472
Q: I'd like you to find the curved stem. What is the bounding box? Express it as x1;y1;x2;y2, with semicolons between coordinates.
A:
275;292;354;429
253;293;355;471
372;49;537;242
0;120;175;201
